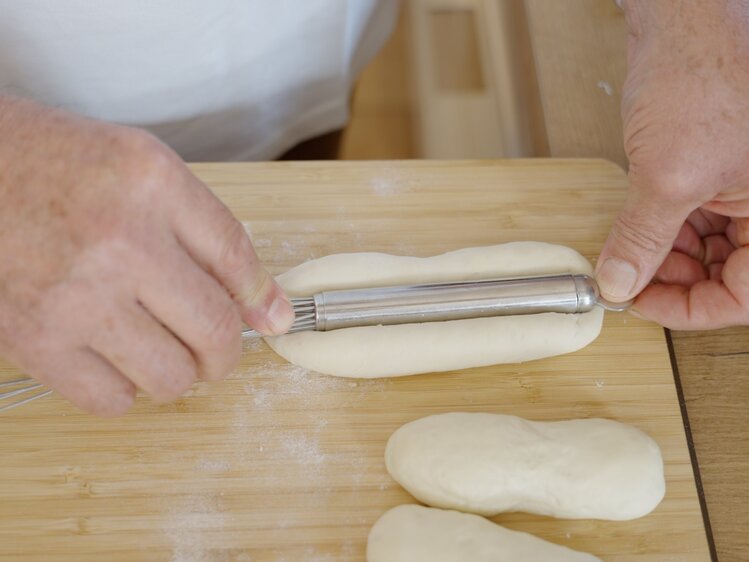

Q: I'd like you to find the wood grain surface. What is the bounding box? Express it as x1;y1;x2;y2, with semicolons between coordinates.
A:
523;1;748;559
524;0;627;168
0;160;710;561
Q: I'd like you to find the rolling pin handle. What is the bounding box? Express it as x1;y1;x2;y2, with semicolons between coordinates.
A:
573;274;600;312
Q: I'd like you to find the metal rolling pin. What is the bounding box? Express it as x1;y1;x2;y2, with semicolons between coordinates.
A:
243;273;630;337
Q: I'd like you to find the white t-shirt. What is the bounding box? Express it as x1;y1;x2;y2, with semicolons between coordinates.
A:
0;1;398;160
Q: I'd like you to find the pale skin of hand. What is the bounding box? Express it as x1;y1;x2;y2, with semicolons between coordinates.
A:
0;96;294;416
596;0;749;329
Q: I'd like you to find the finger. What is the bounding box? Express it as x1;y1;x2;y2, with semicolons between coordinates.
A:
685;208;730;237
672;224;734;265
596;186;692;302
702;234;735;265
653;251;707;286
703;199;749;217
672;222;703;261
632;246;749;329
632;282;744;329
726;217;749;247
32;349;136;417
137;240;242;383
90;302;197;402
170;172;293;335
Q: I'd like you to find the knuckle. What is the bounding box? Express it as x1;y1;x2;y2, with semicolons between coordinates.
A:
611;211;672;256
111;129;181;191
204;299;242;354
154;365;197;402
115;127;169;160
99;391;136;417
217;218;255;280
630;162;702;204
202;346;241;382
196;301;241;381
242;268;273;309
148;344;198;402
84;387;135;418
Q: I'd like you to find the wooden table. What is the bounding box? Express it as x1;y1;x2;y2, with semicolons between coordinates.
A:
523;1;749;559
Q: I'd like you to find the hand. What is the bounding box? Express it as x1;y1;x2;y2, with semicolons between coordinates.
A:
0;96;294;415
596;0;749;329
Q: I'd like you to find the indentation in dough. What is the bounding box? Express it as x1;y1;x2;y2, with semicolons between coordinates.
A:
265;243;603;378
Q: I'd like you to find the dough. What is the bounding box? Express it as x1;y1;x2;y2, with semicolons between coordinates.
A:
385;413;665;520
265;243;603;378
366;504;601;562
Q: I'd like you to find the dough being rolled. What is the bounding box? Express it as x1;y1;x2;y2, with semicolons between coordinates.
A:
366;504;601;562
385;413;665;520
265;243;603;378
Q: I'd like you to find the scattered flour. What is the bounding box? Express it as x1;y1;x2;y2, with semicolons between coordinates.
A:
165;495;227;562
242;363;333;397
597;80;614;96
161;223;391;560
252;388;270;409
232;357;388;493
280;432;327;467
370;176;401;197
240;220;317;262
242;335;265;354
396;241;419;256
194;458;231;473
252;238;272;249
300;547;338;562
368;168;420;197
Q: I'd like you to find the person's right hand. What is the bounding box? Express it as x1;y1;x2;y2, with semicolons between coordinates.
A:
0;96;294;416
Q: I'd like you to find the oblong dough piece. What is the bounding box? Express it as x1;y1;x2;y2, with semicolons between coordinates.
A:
265;243;603;378
385;413;665;520
367;504;601;562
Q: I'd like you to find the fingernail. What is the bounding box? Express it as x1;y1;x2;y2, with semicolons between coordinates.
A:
597;257;639;300
266;296;295;335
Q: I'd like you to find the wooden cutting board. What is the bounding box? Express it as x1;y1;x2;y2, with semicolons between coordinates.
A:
0;160;711;561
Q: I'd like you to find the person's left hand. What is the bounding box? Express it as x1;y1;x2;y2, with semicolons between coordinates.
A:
596;0;749;329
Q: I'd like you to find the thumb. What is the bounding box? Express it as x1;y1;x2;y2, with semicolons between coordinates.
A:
171;171;295;335
596;188;691;302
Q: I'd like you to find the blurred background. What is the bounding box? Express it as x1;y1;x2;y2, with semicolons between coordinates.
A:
341;0;625;165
